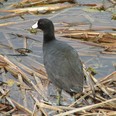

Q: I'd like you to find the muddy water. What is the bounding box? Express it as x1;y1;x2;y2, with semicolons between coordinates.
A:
0;0;116;112
0;0;116;79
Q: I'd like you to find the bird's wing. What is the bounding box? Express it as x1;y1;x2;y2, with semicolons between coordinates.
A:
44;43;84;93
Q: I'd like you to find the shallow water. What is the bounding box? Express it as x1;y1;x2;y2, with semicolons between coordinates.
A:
0;0;116;112
0;0;116;78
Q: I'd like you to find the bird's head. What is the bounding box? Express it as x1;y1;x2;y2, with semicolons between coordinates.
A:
32;18;54;32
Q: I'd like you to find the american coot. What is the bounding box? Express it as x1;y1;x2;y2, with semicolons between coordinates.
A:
32;18;84;105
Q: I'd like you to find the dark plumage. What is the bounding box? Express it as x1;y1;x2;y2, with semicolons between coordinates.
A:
32;18;84;104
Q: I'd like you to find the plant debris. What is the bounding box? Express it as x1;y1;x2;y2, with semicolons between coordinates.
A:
0;3;75;19
15;48;32;55
0;54;116;115
56;23;116;53
112;14;116;20
9;0;76;8
0;0;116;115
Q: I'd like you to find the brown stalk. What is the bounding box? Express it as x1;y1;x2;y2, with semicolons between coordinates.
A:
11;99;33;115
55;98;116;116
0;11;28;20
0;4;75;20
32;95;62;112
16;61;47;79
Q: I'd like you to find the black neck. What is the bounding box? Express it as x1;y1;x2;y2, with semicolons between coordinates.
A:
43;31;55;43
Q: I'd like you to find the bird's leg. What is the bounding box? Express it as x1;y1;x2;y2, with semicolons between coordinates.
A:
57;88;62;106
73;94;76;102
72;93;82;107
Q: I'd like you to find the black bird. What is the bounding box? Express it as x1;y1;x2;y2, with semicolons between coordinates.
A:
32;18;84;105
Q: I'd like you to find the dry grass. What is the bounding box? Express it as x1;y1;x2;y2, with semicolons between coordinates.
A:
0;54;116;115
0;0;116;115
